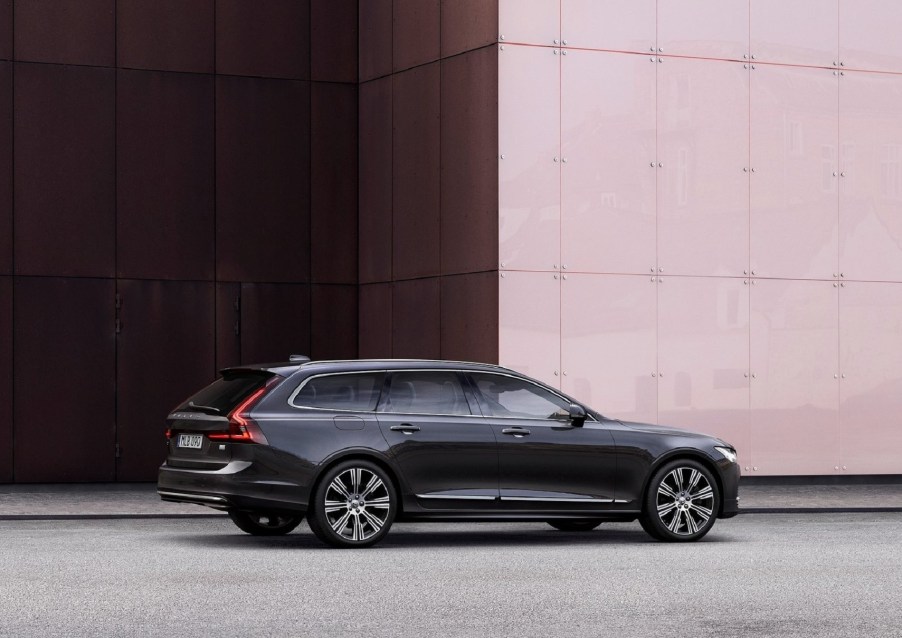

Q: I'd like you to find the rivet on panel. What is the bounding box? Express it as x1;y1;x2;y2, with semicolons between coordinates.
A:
650;161;656;167
743;166;748;172
842;373;846;378
743;64;748;70
553;274;559;280
840;272;844;277
753;467;758;471
650;277;656;282
658;58;663;63
501;261;506;267
743;280;748;285
751;167;756;173
751;280;756;285
834;374;838;379
562;40;568;45
743;54;748;59
841;172;846;177
650;47;655;52
751;64;756;70
562;275;568;280
751;54;756;60
562;50;567;56
658;267;663;273
751;373;757;379
840;61;845;66
833;283;838;288
658;162;663;168
500;45;505;51
835;466;840;471
553;157;559;162
553;49;558;55
500;154;505;159
840;71;845;76
744;466;750;472
658;278;663;284
554;370;559;376
500;272;506;278
751;270;756;275
650;267;655;273
563;371;568;376
651;372;656;377
744;269;748;275
744;372;749;377
833;61;837;66
833;273;838;277
562;264;568;269
553;264;558;269
650;57;656;62
659;372;664;378
500;35;505;41
562;157;568;163
842;466;847;470
833;71;838;76
833;171;837;176
553;39;559;44
841;282;845;288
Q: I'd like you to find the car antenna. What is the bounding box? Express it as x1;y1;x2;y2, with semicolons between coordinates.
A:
289;354;311;363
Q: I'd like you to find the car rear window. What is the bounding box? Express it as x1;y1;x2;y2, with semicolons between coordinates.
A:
176;371;273;415
290;372;384;411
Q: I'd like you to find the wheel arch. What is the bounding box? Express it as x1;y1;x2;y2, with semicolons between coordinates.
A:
640;450;725;516
310;449;406;514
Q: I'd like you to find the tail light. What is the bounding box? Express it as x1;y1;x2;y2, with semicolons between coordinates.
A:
208;380;279;445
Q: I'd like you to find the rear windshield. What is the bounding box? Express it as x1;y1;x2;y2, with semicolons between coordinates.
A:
177;371;273;415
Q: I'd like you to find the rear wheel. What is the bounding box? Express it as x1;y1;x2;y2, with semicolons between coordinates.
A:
547;519;603;532
307;460;397;548
228;510;304;536
641;459;719;542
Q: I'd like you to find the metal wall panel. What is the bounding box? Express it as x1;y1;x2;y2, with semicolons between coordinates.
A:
498;0;558;46
750;65;838;280
14;277;115;482
215;282;241;370
117;70;214;281
392;63;440;280
561;0;655;54
657;0;748;61
216;75;310;283
499;270;560;389
658;276;750;467
0;276;11;481
0;0;10;60
838;71;902;282
215;0;310;80
392;0;439;72
441;46;499;276
840;0;902;73
117;0;214;73
359;283;392;359
14;63;115;278
561;274;656;424
751;0;837;68
441;272;498;364
311;83;357;284
839;282;902;474
310;0;357;83
240;283;311;364
116;280;215;481
359;77;393;284
657;57;749;277
499;44;560;272
358;0;391;82
441;0;498;59
14;0;114;66
561;50;655;275
392;277;440;359
0;62;10;275
750;279;839;475
311;284;358;360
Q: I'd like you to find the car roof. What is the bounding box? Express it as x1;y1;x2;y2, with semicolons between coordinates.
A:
221;358;516;378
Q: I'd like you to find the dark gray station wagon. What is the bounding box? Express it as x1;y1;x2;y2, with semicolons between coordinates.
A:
158;358;739;547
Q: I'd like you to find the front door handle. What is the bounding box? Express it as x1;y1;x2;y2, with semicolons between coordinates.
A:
390;424;420;434
502;427;531;437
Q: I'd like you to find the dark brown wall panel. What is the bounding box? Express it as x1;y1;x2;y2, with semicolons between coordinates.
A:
441;47;498;275
393;63;440;280
441;272;498;364
216;76;310;283
312;83;357;284
359;77;392;283
116;280;215;481
14;0;114;66
240;283;311;363
14;277;115;482
311;0;357;82
0;0;10;60
359;282;392;358
392;277;439;358
0;62;10;275
393;0;439;72
311;284;357;360
117;70;214;280
118;0;214;73
14;63;115;277
359;0;391;81
216;282;241;370
441;0;498;58
216;0;310;80
0;276;11;481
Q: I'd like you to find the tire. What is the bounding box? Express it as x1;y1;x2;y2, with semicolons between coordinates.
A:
641;459;720;542
228;510;304;536
307;460;397;548
547;519;603;532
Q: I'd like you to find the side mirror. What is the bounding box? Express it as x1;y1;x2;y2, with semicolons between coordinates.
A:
568;403;587;427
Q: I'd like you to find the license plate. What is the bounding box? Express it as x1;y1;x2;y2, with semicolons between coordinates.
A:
177;434;203;449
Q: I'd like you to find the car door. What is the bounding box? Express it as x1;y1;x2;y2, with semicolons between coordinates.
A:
467;371;618;510
375;370;499;506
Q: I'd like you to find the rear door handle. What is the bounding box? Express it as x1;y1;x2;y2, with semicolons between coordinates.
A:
502;427;531;437
390;424;421;434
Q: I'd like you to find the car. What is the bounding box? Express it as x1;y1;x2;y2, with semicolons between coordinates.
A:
158;357;740;548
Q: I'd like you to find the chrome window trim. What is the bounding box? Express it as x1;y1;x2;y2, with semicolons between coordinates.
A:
499;496;614;503
287;370;385;412
415;494;497;501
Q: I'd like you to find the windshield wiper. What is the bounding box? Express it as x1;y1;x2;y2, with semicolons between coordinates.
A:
186;402;222;415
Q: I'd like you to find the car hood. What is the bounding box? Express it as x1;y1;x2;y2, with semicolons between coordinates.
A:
616;420;717;441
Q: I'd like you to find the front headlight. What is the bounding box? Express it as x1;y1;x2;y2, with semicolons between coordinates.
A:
714;446;737;463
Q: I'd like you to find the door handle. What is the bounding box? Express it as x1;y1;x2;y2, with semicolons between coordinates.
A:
390;424;420;434
502;427;531;437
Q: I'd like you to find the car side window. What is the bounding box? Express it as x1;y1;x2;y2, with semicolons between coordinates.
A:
380;371;471;416
290;372;384;411
470;372;570;420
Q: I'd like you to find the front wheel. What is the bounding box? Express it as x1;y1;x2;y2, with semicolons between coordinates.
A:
307;460;397;548
228;510;304;536
641;459;719;542
547;519;603;532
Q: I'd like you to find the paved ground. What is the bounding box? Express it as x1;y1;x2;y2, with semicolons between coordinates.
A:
2;481;902;517
0;514;900;637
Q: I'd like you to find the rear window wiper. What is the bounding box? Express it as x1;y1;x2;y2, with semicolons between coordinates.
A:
186;402;222;415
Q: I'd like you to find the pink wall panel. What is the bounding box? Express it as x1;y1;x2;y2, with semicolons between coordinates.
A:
498;0;559;47
561;0;655;54
840;0;902;73
657;57;749;277
751;0;837;68
750;65;838;280
561;274;656;424
657;0;748;61
561;50;655;275
657;276;750;466
499;271;560;388
839;282;902;474
750;279;839;475
838;71;902;282
499;44;560;271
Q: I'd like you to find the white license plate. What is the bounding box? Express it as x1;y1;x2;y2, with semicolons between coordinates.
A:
177;434;203;449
